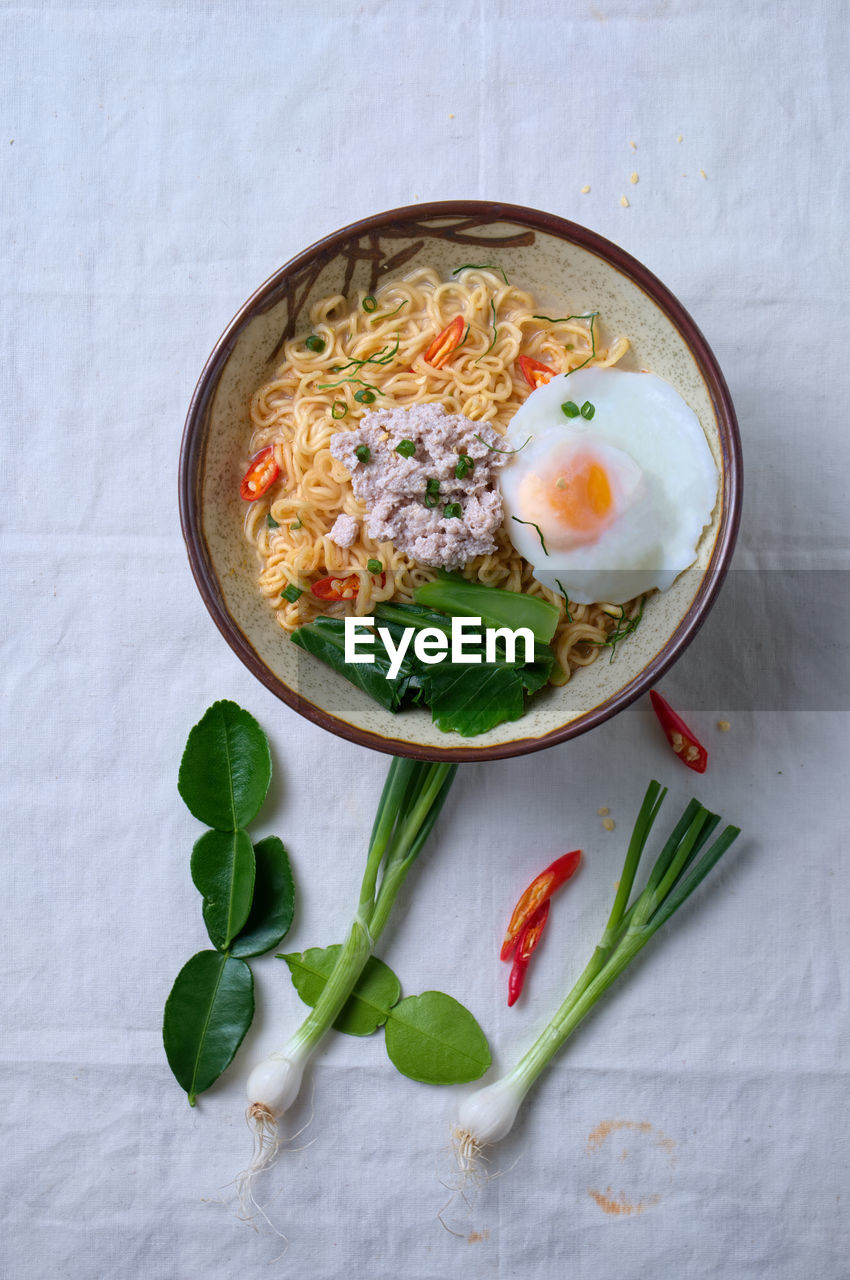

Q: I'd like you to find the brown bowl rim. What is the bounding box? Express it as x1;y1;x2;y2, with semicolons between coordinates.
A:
179;199;742;762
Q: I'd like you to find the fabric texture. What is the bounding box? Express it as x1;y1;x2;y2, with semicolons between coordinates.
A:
2;1;848;1276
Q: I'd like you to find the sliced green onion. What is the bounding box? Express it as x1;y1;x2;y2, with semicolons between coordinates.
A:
367;558;383;573
581;400;596;420
425;477;441;493
395;439;416;458
331;401;348;420
362;295;378;312
443;503;462;519
305;334;325;353
424;492;439;509
281;584;303;603
455;454;474;479
354;389;376;405
561;401;580;418
354;444;371;464
290;517;303;531
267;513;281;529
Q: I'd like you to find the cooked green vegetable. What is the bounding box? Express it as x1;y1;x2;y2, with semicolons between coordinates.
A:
395;438;416;457
291;588;557;737
305;334;325;352
414;576;559;644
281;584;303;603
354;444;371;463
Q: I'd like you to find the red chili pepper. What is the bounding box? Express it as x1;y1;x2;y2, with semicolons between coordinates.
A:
500;849;581;962
423;315;465;369
649;690;708;773
240;446;280;500
517;355;556;389
310;573;361;601
310;570;385;602
507;899;550;1006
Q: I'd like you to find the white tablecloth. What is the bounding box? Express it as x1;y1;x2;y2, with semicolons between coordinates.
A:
3;2;848;1277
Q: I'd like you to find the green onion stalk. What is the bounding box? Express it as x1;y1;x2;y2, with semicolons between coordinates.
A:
244;757;457;1171
452;781;740;1171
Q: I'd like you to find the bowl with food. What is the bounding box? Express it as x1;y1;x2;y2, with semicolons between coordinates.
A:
179;201;741;760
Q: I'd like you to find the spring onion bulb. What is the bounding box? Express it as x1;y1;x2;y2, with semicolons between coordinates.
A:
453;781;740;1169
242;757;457;1189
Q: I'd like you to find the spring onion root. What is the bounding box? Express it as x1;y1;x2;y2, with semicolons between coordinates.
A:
453;782;739;1176
242;757;457;1193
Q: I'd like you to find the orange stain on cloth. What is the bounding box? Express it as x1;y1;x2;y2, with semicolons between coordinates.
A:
586;1120;677;1216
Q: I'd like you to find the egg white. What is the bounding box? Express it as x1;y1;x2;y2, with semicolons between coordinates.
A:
499;367;718;605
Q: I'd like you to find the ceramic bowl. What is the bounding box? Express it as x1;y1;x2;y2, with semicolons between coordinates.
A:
179;201;741;761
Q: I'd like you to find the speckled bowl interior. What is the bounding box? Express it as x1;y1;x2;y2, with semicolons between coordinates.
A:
180;202;741;761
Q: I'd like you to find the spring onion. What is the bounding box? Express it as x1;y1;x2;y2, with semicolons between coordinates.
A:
331;401;348;420
561;401;580;418
354;444;371;464
366;558;382;573
452;782;740;1168
362;294;378;312
305;334;325;353
443;502;462;519
581;400;595;420
244;758;457;1179
281;584;303;603
266;513;280;529
395;439;416;457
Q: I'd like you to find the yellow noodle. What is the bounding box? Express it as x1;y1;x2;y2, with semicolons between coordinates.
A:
244;267;635;677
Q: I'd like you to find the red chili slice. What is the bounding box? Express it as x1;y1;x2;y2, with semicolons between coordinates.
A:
240;446;280;500
310;570;385;602
649;690;708;773
500;849;581;962
518;355;556;388
507;899;550;1007
310;573;361;602
423;315;465;369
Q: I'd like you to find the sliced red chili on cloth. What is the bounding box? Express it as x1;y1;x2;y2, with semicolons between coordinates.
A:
517;355;556;388
507;899;550;1007
649;690;708;773
240;446;280;500
423;315;465;369
500;849;581;962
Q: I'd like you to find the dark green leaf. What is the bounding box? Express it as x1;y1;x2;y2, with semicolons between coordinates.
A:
191;828;256;951
281;945;401;1036
178;700;272;830
384;992;491;1084
421;661;526;736
230;836;295;958
290;617;414;711
162;951;254;1103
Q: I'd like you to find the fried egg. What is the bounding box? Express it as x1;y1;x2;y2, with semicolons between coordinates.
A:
499;367;718;605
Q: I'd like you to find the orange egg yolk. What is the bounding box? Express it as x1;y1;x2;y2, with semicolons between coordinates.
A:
546;459;613;533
